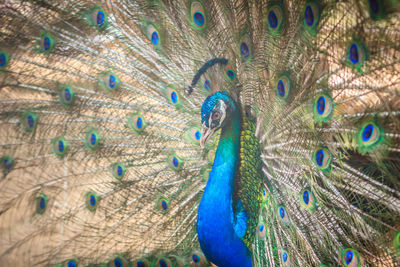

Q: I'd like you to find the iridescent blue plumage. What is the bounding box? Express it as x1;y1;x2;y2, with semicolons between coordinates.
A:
197;92;252;267
151;31;159;45
0;53;6;67
362;124;374;142
268;10;278;28
349;44;359;64
240;42;250;58
194;12;205;26
305;5;314;26
200;92;230;127
317;96;326;114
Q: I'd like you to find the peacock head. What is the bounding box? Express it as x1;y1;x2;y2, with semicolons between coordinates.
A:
200;91;236;147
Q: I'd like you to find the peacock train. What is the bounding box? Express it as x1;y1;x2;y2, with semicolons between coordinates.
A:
0;0;400;266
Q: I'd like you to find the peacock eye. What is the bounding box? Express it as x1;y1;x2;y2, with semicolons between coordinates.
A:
0;50;10;70
110;255;128;267
111;162;126;180
89;6;108;29
146;24;161;47
191;250;207;264
59;85;75;106
86;192;99;211
134;259;151;267
40;33;55;53
190;2;207;29
342;248;360;267
346;40;368;71
52;137;68;157
280;249;291;266
1;156;14;173
185;127;202;144
36;194;48;214
84;128;100;151
239;34;252;60
312;147;332;173
22;112;38;132
158;198;169;212
267;3;284;35
278;205;290;225
314;92;334;124
276;74;291;101
63;259;79;267
156;257;172;267
303;0;321;35
128;113;146;133
299;188;318;212
358;120;382;153
212;111;221;120
256;222;266;238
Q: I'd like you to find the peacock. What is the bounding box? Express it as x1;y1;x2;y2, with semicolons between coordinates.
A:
1;0;400;266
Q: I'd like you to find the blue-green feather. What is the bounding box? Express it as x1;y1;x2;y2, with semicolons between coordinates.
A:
197;93;252;267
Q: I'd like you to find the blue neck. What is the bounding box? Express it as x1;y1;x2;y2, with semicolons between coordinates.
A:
197;106;252;267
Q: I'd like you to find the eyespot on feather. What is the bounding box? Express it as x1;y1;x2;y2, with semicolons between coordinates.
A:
36;194;48;214
166;86;181;107
239;34;252;60
62;259;79;267
88;6;108;29
313;93;334;124
109;255;128;267
146;23;161;48
312;147;332;173
84;128;100;151
86;191;99;211
156;256;173;267
1;156;14;172
168;154;183;171
276;74;291;101
357;120;383;153
266;3;285;35
21;112;38;133
39;33;55;53
280;249;290;266
190;2;207;30
277;205;290;225
341;248;361;267
52;137;68;157
111;162;126;180
299;188;317;212
0;50;10;70
256;222;266;238
303;0;321;35
128;113;147;133
346;40;368;72
133;258;151;267
99;72;120;92
58;85;75;106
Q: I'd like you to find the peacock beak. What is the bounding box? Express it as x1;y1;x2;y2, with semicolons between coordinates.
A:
200;122;216;148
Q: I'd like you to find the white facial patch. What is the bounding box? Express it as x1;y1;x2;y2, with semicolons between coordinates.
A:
219;100;227;124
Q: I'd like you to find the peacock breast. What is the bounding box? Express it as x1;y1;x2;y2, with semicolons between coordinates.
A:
197;164;252;267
